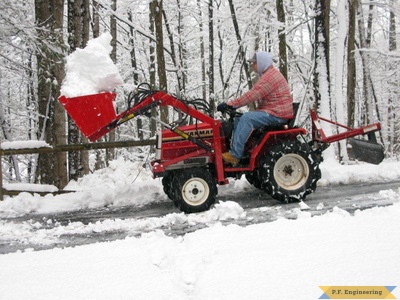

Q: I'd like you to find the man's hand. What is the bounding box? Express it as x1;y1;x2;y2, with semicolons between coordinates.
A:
217;102;231;113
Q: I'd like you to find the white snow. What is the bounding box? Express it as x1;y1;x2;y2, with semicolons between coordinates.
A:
60;32;123;98
1;140;51;150
0;156;399;299
3;183;58;193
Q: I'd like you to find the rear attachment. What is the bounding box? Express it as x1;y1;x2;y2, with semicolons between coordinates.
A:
310;110;384;164
347;134;385;165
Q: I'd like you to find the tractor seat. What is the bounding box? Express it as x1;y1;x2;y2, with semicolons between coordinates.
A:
258;102;300;132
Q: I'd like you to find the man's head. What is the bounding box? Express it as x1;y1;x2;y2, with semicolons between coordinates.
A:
248;51;273;76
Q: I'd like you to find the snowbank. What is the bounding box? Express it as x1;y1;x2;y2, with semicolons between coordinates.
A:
60;32;123;98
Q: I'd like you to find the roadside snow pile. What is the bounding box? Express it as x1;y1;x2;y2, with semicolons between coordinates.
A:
319;157;400;185
60;32;123;98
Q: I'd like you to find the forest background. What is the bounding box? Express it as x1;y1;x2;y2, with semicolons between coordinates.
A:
0;0;399;189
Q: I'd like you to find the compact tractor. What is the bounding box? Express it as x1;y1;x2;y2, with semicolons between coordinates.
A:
59;84;384;213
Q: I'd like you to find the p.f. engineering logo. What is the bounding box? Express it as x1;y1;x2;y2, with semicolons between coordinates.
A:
319;286;396;299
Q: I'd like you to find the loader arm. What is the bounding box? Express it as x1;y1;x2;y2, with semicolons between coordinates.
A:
89;91;220;140
88;91;227;184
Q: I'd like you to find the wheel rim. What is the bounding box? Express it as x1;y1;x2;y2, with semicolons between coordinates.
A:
182;177;210;206
274;153;309;190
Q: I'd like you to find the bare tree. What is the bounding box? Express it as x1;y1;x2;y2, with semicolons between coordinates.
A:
153;0;168;123
357;3;375;126
313;0;331;113
106;0;117;164
67;0;90;180
347;0;357;128
149;0;157;134
197;0;207;100
80;0;90;175
208;0;215;114
276;0;288;80
388;0;398;154
35;0;68;188
92;0;104;171
92;0;100;38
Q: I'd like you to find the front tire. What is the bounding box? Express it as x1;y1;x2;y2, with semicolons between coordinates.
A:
245;172;262;190
162;171;175;200
259;140;321;203
171;168;218;213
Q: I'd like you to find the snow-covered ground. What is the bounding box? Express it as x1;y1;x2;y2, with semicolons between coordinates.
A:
0;156;399;299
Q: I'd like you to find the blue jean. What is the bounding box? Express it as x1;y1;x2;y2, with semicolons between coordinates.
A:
230;111;287;159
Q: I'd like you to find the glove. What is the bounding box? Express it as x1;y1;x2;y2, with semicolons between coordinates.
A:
217;102;230;113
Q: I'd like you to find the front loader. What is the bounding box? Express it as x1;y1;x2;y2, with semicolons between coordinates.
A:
59;84;384;213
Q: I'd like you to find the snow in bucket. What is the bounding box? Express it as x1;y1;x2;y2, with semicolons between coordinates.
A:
60;32;123;98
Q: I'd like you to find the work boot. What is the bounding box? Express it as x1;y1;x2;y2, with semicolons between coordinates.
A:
222;152;239;166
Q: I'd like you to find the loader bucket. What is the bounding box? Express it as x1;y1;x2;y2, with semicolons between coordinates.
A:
347;137;385;165
59;92;117;141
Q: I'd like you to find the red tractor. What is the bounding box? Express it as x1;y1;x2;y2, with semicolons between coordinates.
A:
60;85;384;213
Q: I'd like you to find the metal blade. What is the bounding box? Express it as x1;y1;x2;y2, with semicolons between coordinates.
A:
347;138;385;165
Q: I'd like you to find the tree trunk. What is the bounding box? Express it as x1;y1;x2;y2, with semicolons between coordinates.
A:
357;3;374;125
80;0;90;175
127;9;143;139
197;0;206;100
208;0;215;115
27;49;37;181
347;0;357;128
67;0;90;180
35;0;67;188
67;0;80;180
313;0;331;113
276;0;288;80
313;0;334;159
106;0;117;165
154;0;168;123
92;0;100;38
92;0;104;171
334;0;348;161
149;0;157;135
128;10;139;85
0;76;21;181
176;0;186;93
388;0;397;155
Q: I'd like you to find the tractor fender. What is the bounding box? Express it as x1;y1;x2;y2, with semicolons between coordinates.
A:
249;127;307;168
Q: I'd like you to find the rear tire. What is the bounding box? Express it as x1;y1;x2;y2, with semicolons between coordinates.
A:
171;168;218;213
259;140;321;203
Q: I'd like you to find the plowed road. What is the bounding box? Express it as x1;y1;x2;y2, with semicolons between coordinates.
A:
1;180;399;254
